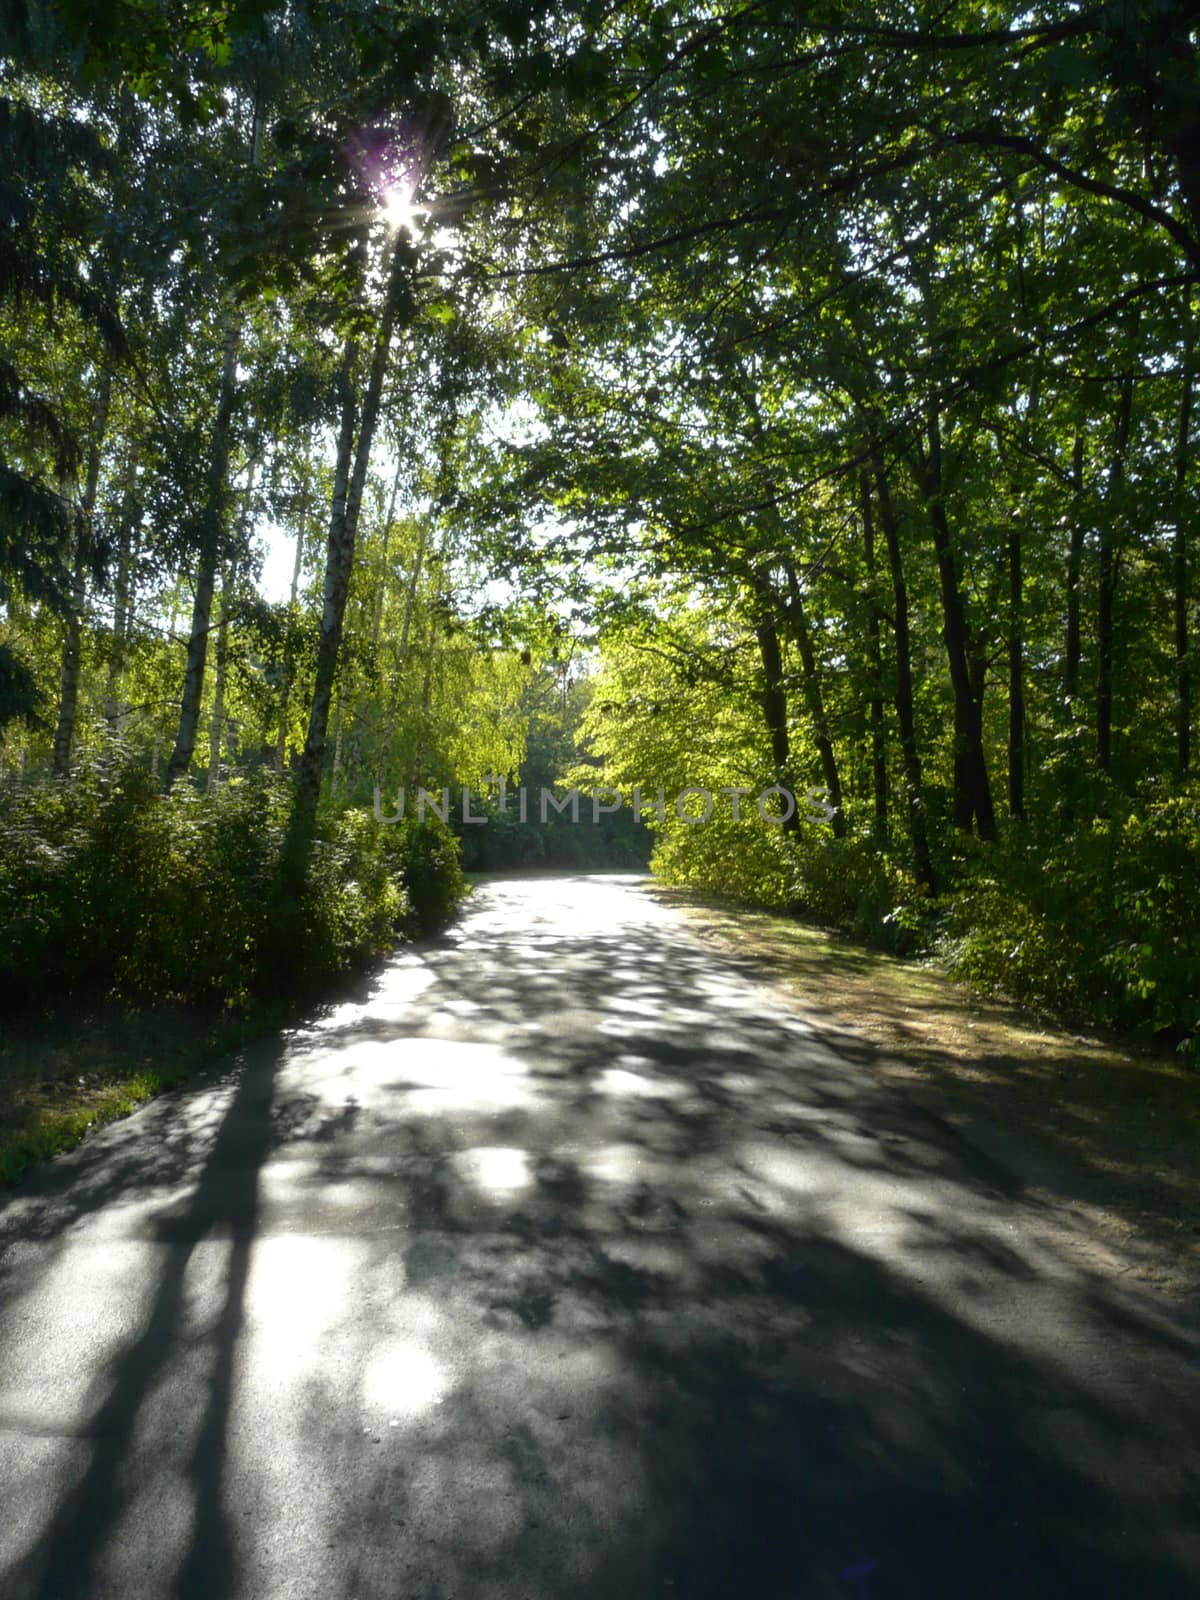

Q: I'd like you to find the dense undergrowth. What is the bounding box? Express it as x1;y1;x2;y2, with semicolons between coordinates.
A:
0;756;466;1013
651;783;1200;1057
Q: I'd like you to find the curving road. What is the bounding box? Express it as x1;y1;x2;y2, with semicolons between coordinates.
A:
0;875;1197;1598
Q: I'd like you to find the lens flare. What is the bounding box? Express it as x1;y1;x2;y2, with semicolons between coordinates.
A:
382;182;416;233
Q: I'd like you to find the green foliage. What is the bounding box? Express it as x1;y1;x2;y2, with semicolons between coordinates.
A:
652;810;923;952
455;789;650;872
377;811;466;938
1105;796;1200;1043
652;812;798;910
0;1073;176;1188
293;803;410;989
4;0;1200;1076
0;756;467;1009
585;580;1198;1040
0;641;41;737
936;860;1096;1020
938;792;1200;1051
788;828;926;955
653;779;1199;1047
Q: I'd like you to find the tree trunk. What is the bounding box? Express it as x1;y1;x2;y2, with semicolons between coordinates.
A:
751;578;801;837
165;314;240;788
288;340;358;834
1175;294;1193;778
207;461;255;789
1064;432;1085;705
289;235;410;859
920;402;996;839
408;620;437;791
275;443;312;771
781;565;846;837
165;93;262;789
207;557;231;789
345;457;406;792
105;444;140;731
331;695;345;798
861;474;889;844
755;488;845;836
372;456;404;653
379;516;430;783
1008;517;1025;819
1097;375;1135;773
52;368;111;774
873;458;936;892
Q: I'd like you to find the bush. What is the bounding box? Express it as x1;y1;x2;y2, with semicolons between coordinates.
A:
0;767;94;996
651;809;798;908
649;773;1198;1052
787;827;925;953
1104;795;1200;1045
180;770;293;999
278;803;411;992
652;808;924;952
935;867;1096;1018
452;784;653;873
0;757;468;1010
936;790;1200;1051
379;811;467;936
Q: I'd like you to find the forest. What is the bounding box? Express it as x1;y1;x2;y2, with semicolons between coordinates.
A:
2;1;1198;1053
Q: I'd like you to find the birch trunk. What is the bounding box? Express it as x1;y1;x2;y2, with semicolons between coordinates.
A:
52;368;111;774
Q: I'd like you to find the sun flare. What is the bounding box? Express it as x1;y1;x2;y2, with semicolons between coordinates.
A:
382;183;417;233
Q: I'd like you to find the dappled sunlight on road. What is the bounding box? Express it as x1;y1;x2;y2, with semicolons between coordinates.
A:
360;1336;449;1420
305;956;438;1034
453;1145;533;1195
242;1235;355;1383
281;1035;538;1121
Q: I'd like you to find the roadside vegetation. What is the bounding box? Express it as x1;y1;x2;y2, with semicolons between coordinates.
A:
0;756;466;1183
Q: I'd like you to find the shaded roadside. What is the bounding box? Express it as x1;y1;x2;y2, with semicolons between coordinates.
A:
0;996;296;1185
8;1033;283;1600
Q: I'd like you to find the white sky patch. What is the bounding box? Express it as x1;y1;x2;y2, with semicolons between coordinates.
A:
255;522;299;605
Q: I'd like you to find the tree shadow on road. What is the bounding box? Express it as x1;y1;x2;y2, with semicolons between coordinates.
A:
2;880;1198;1598
3;1034;292;1600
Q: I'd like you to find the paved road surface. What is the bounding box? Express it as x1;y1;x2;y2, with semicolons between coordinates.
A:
1;876;1197;1598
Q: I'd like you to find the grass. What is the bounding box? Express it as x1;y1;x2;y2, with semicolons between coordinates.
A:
0;998;294;1186
646;881;1200;1298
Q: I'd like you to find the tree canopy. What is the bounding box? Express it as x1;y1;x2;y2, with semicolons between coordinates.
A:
1;2;1197;1045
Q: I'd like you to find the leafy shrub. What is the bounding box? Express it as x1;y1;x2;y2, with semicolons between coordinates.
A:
649;772;1198;1051
453;784;652;872
1103;795;1200;1045
788;827;925;953
937;790;1200;1051
292;804;411;988
652;804;922;952
651;809;798;908
379;811;466;936
179;770;293;999
0;767;93;995
0;756;468;1010
935;868;1096;1018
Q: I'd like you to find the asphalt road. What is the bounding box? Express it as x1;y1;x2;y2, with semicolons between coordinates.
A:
1;874;1197;1599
